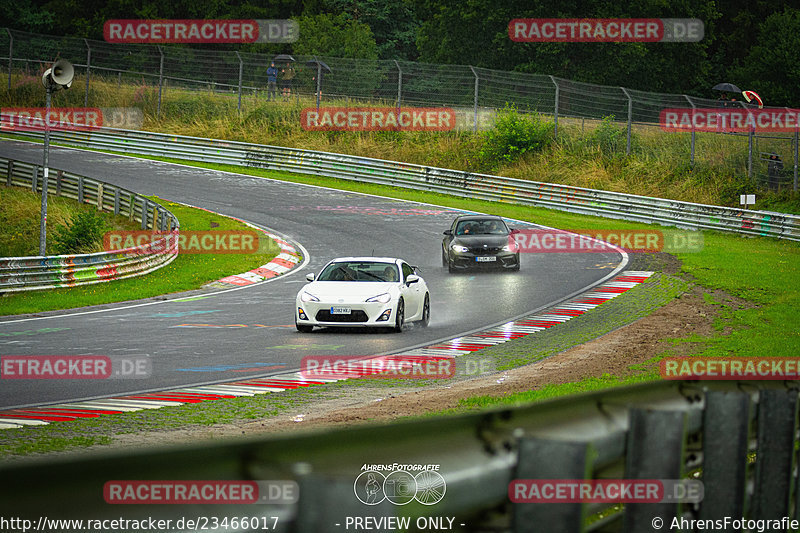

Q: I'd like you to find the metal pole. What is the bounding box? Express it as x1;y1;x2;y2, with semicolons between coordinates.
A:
469;66;479;133
84;38;91;107
684;95;696;166
748;128;754;179
393;60;402;115
39;87;52;256
235;52;243;113
6;29;12;91
157;45;164;117
795;129;798;192
549;75;559;138
620;87;632;155
315;57;321;112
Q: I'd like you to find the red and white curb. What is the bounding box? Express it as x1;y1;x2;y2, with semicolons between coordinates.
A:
208;232;301;288
0;271;652;429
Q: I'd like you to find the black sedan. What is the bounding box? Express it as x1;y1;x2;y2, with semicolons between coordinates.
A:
442;215;520;272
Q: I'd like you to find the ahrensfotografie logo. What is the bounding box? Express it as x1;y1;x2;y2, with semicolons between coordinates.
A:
354;463;446;506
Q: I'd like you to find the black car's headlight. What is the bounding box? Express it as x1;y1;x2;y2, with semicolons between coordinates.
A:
451;244;469;253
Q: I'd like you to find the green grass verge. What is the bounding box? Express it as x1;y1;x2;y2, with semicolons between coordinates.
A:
0;197;281;315
0;185;142;257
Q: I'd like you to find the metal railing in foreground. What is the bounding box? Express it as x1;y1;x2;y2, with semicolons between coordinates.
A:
11;126;800;242
1;380;797;532
0;156;179;292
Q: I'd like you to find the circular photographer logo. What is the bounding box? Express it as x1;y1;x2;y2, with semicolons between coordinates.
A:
354;470;445;506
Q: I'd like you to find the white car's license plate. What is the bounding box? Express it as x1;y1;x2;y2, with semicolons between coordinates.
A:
476;256;497;262
330;306;352;314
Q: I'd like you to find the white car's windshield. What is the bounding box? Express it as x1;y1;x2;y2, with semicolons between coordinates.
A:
318;262;399;282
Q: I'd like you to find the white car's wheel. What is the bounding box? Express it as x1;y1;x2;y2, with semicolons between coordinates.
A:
420;294;430;327
393;298;405;333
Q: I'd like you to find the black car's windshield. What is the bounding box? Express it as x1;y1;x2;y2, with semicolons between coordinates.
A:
318;262;399;282
456;219;508;236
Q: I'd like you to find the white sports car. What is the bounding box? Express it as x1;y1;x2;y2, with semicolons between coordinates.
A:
295;257;430;332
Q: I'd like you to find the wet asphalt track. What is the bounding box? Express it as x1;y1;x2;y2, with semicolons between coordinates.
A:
0;140;624;408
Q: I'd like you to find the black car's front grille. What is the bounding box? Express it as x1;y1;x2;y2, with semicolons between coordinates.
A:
470;247;502;254
315;310;369;323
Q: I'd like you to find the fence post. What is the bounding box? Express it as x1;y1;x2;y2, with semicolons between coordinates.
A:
620;87;632;155
235;52;243;113
157;45;164;117
469;66;479;133
6;29;12;91
748;128;754;179
314;56;321;111
393;60;402;115
84;38;91;107
31;165;37;192
795;128;798;192
549;75;559;138
684;95;696;167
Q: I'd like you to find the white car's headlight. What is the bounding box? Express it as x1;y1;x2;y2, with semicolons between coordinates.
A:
300;291;320;302
365;292;391;303
451;244;469;253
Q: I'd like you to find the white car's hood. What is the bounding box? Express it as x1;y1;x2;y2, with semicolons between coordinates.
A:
301;282;397;302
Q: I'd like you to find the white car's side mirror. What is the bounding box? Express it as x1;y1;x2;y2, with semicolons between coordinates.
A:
405;275;420;285
306;273;315;282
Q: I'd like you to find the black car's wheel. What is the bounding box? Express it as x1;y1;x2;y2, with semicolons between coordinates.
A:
510;257;521;271
447;258;457;273
442;247;448;267
296;322;313;333
393;298;405;332
420;294;430;327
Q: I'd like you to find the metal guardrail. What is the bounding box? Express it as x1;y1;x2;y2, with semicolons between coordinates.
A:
9;127;800;241
1;380;798;532
0;156;179;292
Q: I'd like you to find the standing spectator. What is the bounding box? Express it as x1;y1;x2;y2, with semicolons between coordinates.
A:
281;64;295;99
768;154;783;190
266;62;278;101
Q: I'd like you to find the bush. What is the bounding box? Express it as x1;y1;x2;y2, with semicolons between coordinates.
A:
479;106;554;168
51;210;109;255
587;115;637;156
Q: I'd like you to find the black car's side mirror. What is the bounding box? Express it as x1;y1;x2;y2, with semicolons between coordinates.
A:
443;230;452;235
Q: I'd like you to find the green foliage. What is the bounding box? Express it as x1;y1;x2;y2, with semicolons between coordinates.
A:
294;13;379;60
586;116;636;157
51;210;108;255
733;8;800;107
479;106;554;168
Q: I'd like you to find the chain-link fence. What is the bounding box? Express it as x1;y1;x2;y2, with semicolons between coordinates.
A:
1;27;797;192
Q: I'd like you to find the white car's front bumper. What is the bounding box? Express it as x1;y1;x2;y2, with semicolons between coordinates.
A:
296;299;396;327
